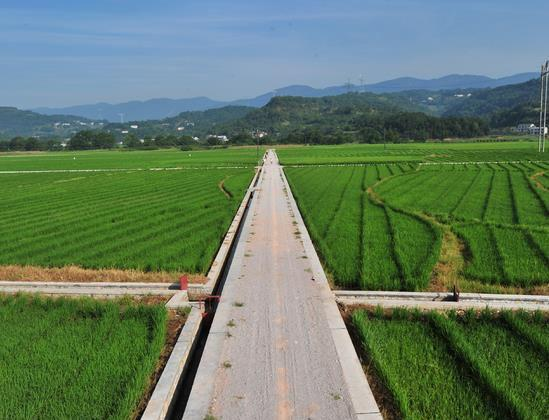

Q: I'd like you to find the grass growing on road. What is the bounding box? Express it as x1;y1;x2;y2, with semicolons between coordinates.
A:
351;308;549;420
0;294;168;419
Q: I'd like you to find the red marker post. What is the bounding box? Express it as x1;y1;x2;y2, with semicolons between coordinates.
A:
180;275;188;291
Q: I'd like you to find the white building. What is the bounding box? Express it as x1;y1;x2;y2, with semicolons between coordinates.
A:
514;124;548;135
514;123;535;133
130;125;139;129
530;126;548;135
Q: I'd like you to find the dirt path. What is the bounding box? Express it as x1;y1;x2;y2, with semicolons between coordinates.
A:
183;151;368;419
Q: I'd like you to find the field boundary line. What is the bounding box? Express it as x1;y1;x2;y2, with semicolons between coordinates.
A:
335;290;549;311
184;164;263;301
419;160;547;166
0;166;253;174
281;159;548;169
142;306;203;420
0;280;180;297
279;154;382;419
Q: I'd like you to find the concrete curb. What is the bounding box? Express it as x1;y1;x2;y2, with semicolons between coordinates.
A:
182;169;261;420
280;162;382;419
336;290;549;311
0;281;180;297
142;307;203;420
187;165;263;301
335;290;549;303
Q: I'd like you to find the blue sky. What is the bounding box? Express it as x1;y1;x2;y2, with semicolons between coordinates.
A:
1;0;547;108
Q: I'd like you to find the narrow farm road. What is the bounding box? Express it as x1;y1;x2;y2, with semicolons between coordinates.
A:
183;151;377;420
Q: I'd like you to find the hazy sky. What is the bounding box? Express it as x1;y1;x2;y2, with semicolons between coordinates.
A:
1;0;547;109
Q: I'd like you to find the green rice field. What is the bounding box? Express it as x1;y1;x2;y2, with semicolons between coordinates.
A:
0;294;168;419
0;146;262;171
0;167;254;274
376;162;549;288
351;308;549;420
283;141;548;292
277;140;541;165
286;164;440;290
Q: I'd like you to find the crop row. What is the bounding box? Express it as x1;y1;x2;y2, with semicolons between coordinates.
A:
0;294;167;419
277;141;546;165
0;147;263;171
286;165;441;290
453;223;548;287
376;163;548;226
374;163;548;287
352;308;548;420
0;169;253;273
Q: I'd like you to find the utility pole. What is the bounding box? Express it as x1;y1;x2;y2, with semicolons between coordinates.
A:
540;60;549;153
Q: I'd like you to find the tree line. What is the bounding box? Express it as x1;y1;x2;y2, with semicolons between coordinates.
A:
275;112;489;145
0;112;491;152
0;131;200;152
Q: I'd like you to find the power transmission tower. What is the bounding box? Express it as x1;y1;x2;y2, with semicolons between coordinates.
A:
540;60;549;152
345;78;352;93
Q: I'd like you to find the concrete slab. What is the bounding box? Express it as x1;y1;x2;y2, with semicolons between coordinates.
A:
335;290;549;311
280;161;381;419
166;292;190;309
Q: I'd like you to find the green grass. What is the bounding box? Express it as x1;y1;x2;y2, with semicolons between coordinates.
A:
0;146;263;171
0;294;167;419
352;308;549;420
0;168;253;273
430;310;549;420
277;140;544;165
375;163;548;288
286;165;441;290
285;145;548;291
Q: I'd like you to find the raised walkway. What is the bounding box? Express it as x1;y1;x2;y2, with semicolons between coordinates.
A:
183;150;380;420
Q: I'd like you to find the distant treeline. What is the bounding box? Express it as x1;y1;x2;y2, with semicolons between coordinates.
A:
0;130;200;152
230;112;490;145
0;112;490;152
0;136;64;152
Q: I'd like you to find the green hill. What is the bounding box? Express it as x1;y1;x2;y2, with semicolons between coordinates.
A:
0;107;99;138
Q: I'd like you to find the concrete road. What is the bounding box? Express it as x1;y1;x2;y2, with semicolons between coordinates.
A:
183;151;369;420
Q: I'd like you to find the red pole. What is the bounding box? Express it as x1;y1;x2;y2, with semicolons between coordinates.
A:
180;275;188;291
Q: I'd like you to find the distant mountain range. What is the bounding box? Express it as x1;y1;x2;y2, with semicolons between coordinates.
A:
33;73;538;122
102;78;542;139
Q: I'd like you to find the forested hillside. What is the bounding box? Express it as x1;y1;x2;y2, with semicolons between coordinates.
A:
0;107;100;138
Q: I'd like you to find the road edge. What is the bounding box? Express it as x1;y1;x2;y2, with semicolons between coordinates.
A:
279;157;382;420
185;164;263;301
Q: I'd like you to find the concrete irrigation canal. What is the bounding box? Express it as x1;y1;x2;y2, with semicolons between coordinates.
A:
181;151;380;419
